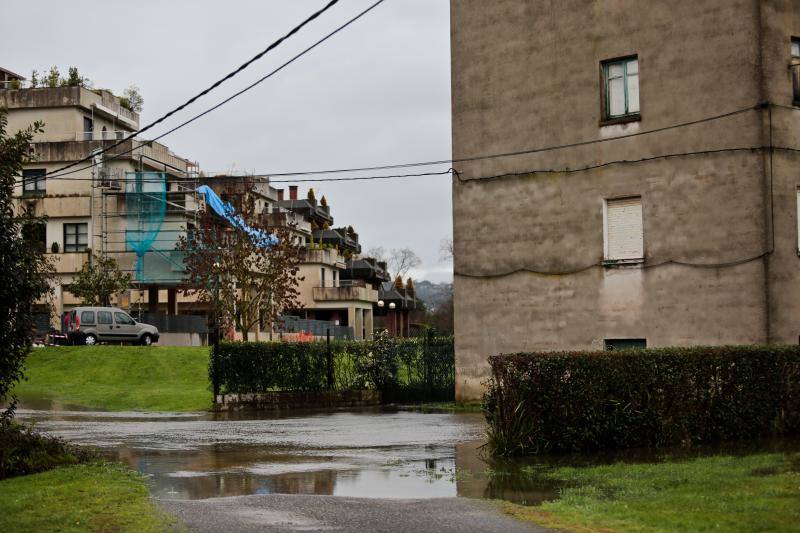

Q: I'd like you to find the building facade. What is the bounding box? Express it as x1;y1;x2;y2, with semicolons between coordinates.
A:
2;83;200;341
451;1;800;400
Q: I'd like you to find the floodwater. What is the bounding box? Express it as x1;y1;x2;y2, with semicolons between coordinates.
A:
18;405;800;505
17;406;504;501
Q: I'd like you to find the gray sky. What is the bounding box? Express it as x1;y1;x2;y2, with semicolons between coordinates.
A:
2;0;453;282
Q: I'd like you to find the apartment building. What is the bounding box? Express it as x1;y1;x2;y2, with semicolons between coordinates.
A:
451;1;800;400
200;180;380;340
1;82;201;341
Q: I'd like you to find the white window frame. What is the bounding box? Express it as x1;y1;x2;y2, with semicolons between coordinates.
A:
603;196;644;264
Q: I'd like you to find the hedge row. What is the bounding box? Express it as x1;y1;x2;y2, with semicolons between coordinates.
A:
485;345;800;456
214;334;454;401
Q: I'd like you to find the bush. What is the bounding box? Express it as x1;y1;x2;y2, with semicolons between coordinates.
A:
0;421;96;479
215;334;455;401
485;345;800;456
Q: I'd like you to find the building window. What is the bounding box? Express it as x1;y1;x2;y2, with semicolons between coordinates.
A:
63;222;88;252
22;222;46;253
604;196;644;263
22;169;46;195
792;38;800;105
83;117;93;141
602;56;640;122
320;267;326;288
605;339;647;350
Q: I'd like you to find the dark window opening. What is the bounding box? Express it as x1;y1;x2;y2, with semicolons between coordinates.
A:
605;338;647;351
83;117;93;141
22;169;46;195
22;222;47;253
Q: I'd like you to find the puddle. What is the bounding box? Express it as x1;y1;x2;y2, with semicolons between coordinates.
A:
17;407;489;500
17;405;800;504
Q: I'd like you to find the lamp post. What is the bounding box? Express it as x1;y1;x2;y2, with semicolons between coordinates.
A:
211;261;221;403
389;302;397;337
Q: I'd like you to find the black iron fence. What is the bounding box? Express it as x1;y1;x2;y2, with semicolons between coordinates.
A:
131;312;208;334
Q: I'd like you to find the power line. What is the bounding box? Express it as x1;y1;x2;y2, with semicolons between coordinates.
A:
32;145;800;185
38;100;762;183
36;0;387;182
41;0;344;178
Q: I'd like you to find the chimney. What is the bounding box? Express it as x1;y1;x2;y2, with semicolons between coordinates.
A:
277;189;284;201
289;185;298;200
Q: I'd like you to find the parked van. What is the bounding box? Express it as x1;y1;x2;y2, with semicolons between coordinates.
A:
66;307;160;346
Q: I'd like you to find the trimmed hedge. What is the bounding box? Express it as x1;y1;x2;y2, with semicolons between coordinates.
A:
485;345;800;456
214;334;455;401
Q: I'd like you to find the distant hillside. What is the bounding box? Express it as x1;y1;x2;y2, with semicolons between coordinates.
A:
414;280;453;312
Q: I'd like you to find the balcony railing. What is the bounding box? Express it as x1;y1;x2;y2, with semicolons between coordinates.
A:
76;130;133;141
312;284;376;303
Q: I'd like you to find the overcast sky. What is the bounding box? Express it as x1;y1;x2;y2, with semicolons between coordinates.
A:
2;0;453;282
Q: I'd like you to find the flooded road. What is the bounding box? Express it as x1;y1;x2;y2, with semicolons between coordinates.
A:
18;407;502;501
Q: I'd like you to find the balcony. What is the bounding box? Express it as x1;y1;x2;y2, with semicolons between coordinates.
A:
312;281;377;303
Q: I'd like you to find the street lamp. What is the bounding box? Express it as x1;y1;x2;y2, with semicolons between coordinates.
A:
388;302;397;337
377;300;384;308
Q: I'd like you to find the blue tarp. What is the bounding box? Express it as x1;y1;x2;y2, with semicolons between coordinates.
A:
197;185;279;248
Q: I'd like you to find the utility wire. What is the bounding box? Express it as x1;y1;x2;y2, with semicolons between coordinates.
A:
31;145;800;185
35;0;387;182
41;0;343;178
37;100;761;183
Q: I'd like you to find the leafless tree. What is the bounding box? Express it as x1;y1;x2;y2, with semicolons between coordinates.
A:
179;187;303;341
440;238;453;261
365;245;421;280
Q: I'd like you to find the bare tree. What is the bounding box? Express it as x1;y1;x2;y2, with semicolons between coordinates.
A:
440;238;453;261
179;187;303;341
365;246;421;280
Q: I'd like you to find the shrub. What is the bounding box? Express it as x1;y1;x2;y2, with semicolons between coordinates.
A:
0;421;96;479
485;345;800;456
215;335;455;401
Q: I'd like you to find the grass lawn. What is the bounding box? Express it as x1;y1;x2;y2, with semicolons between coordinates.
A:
14;345;210;412
502;452;800;532
0;462;175;532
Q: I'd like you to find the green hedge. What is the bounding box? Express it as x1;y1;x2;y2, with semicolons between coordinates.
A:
485;345;800;456
214;334;455;401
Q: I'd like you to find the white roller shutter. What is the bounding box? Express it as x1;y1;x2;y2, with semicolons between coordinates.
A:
605;197;643;260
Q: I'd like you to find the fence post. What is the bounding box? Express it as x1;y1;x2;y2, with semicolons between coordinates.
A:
326;329;334;390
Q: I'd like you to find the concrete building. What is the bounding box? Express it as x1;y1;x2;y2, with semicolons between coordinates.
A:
200;179;380;340
451;1;800;400
2;82;202;343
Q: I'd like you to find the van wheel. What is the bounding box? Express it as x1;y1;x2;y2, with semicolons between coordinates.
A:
84;334;98;346
140;334;153;346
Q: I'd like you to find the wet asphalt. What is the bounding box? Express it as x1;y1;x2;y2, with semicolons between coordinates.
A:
160;494;547;533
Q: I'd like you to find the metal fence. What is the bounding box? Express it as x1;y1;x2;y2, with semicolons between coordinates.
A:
131;312;208;334
277;316;354;340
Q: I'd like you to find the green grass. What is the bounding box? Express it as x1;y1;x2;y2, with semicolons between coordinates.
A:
503;452;800;532
0;462;175;532
14;346;211;412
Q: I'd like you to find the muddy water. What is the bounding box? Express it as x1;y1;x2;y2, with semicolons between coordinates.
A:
18;407;510;501
19;406;799;505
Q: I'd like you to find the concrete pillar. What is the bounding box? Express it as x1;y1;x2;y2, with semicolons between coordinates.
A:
148;286;159;314
347;307;356;337
167;288;177;315
354;308;364;340
365;309;373;340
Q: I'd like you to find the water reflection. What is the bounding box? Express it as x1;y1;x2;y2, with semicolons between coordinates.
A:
17;405;799;505
18;407;479;500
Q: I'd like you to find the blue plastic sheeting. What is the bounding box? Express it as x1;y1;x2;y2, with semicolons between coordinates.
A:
197;185;279;248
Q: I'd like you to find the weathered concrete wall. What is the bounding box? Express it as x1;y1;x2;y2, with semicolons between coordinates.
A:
451;0;800;400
